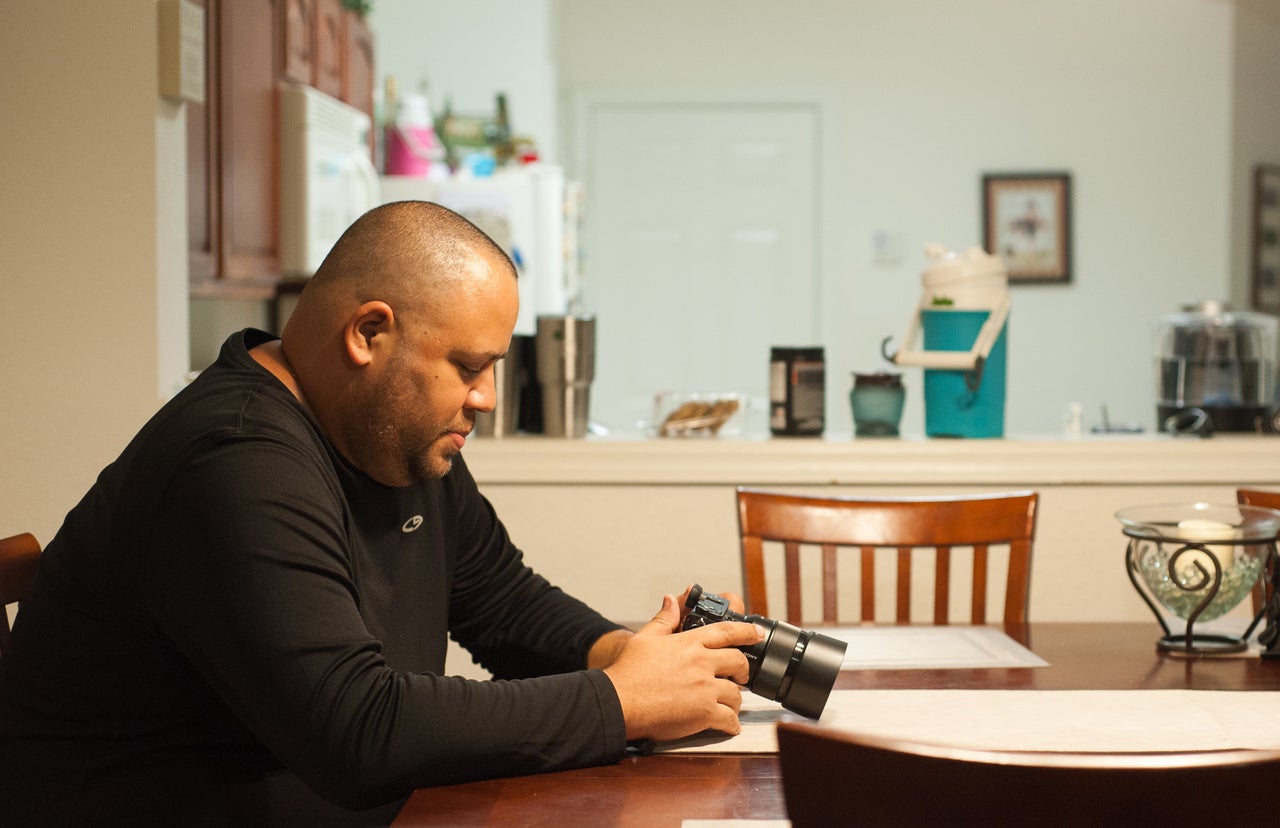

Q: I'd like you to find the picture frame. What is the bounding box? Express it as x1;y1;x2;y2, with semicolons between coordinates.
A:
1252;165;1280;314
982;172;1072;284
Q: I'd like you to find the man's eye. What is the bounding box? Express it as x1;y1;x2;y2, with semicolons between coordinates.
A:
458;363;484;379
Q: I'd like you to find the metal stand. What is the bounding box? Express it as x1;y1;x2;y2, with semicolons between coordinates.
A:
1124;536;1276;657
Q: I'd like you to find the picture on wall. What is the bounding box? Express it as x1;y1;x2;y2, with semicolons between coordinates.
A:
1253;165;1280;314
982;172;1072;284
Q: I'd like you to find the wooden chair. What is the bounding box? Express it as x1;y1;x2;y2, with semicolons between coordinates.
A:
1235;487;1280;616
735;488;1038;625
777;721;1280;827
0;532;41;656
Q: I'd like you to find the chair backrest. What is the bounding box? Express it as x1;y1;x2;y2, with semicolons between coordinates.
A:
735;488;1038;625
0;532;41;656
776;721;1280;827
1235;487;1280;615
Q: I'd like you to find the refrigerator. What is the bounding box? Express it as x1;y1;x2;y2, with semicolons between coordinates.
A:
378;164;583;337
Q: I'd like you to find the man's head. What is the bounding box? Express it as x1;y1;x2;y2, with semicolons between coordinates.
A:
281;200;518;486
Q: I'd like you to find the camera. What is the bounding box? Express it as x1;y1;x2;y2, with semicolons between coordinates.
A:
681;584;847;719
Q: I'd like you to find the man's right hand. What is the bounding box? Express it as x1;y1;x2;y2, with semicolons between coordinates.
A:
602;593;764;742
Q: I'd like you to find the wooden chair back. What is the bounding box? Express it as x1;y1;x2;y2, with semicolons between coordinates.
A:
0;532;41;656
1235;487;1280;616
736;488;1038;625
777;721;1280;827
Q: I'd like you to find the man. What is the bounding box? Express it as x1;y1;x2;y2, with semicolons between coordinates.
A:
0;201;760;823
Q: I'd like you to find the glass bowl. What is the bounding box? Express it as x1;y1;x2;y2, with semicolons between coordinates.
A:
1117;502;1279;621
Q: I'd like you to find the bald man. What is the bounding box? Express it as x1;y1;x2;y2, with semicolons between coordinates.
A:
0;202;760;824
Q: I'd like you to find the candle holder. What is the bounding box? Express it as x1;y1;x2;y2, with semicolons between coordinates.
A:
1118;502;1280;656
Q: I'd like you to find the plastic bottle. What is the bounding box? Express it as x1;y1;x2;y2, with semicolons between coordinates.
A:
385;80;439;177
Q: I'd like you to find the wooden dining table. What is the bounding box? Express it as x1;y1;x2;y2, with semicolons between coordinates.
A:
391;622;1280;826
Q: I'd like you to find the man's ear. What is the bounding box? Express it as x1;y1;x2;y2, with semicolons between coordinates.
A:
342;301;396;367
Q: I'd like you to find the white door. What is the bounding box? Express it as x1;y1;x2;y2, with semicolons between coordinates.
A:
581;103;820;434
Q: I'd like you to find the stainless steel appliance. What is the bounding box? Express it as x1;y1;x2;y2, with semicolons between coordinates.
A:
473;335;529;438
1156;301;1279;433
535;315;596;437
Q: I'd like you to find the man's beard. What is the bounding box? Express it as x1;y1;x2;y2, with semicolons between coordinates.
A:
362;361;458;484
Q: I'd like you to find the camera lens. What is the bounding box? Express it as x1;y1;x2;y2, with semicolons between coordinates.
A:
681;585;847;719
743;616;846;719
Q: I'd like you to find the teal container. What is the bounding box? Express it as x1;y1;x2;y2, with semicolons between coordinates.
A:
921;308;1007;438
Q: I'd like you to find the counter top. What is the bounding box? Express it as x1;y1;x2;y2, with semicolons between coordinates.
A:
459;433;1280;486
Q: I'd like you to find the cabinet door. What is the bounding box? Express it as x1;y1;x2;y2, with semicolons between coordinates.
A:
219;0;280;283
186;0;219;283
343;10;375;161
313;0;344;99
281;0;312;86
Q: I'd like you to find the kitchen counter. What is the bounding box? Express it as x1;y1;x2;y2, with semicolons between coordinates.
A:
461;433;1280;486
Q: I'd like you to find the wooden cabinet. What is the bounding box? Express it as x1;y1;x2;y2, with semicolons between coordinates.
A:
189;0;374;298
281;0;312;87
186;0;218;286
343;11;376;161
219;0;281;287
313;0;345;99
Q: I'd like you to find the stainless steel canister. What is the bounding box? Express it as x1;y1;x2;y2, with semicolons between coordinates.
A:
473;337;524;437
535;315;596;437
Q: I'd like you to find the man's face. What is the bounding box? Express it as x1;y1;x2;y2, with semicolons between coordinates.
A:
358;254;518;484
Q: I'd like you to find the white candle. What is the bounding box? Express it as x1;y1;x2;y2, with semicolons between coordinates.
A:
1175;517;1237;574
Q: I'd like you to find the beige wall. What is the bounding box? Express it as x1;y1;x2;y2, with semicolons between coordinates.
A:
0;1;189;542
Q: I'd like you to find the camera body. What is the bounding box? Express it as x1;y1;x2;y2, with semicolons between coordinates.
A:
681;584;846;719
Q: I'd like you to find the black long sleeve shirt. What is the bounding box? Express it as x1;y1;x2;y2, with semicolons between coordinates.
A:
0;329;627;824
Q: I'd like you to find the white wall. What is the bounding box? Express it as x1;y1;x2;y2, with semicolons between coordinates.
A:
0;0;189;543
552;0;1238;435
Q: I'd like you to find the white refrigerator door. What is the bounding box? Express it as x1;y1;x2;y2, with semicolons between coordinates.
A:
379;167;569;337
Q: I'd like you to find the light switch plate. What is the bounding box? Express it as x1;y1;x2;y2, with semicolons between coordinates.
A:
158;0;205;104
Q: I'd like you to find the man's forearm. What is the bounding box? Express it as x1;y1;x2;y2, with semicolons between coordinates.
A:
587;628;634;669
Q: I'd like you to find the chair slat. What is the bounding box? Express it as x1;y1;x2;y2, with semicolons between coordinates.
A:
933;545;951;625
784;541;803;625
860;546;875;622
971;544;989;625
821;544;838;624
741;536;770;618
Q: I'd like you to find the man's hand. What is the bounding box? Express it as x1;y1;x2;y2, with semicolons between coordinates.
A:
602;592;763;742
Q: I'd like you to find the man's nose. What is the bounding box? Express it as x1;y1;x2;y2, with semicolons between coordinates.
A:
466;365;498;413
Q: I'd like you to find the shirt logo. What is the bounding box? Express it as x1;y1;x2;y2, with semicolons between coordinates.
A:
401;515;424;533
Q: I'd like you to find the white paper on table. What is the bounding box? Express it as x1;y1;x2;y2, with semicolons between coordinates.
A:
656;689;1280;754
830;625;1048;670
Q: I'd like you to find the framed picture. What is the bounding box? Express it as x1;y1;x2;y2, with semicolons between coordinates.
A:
982;172;1072;284
1252;165;1280;314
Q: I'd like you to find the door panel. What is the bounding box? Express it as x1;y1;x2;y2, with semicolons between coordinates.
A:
583;104;820;433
